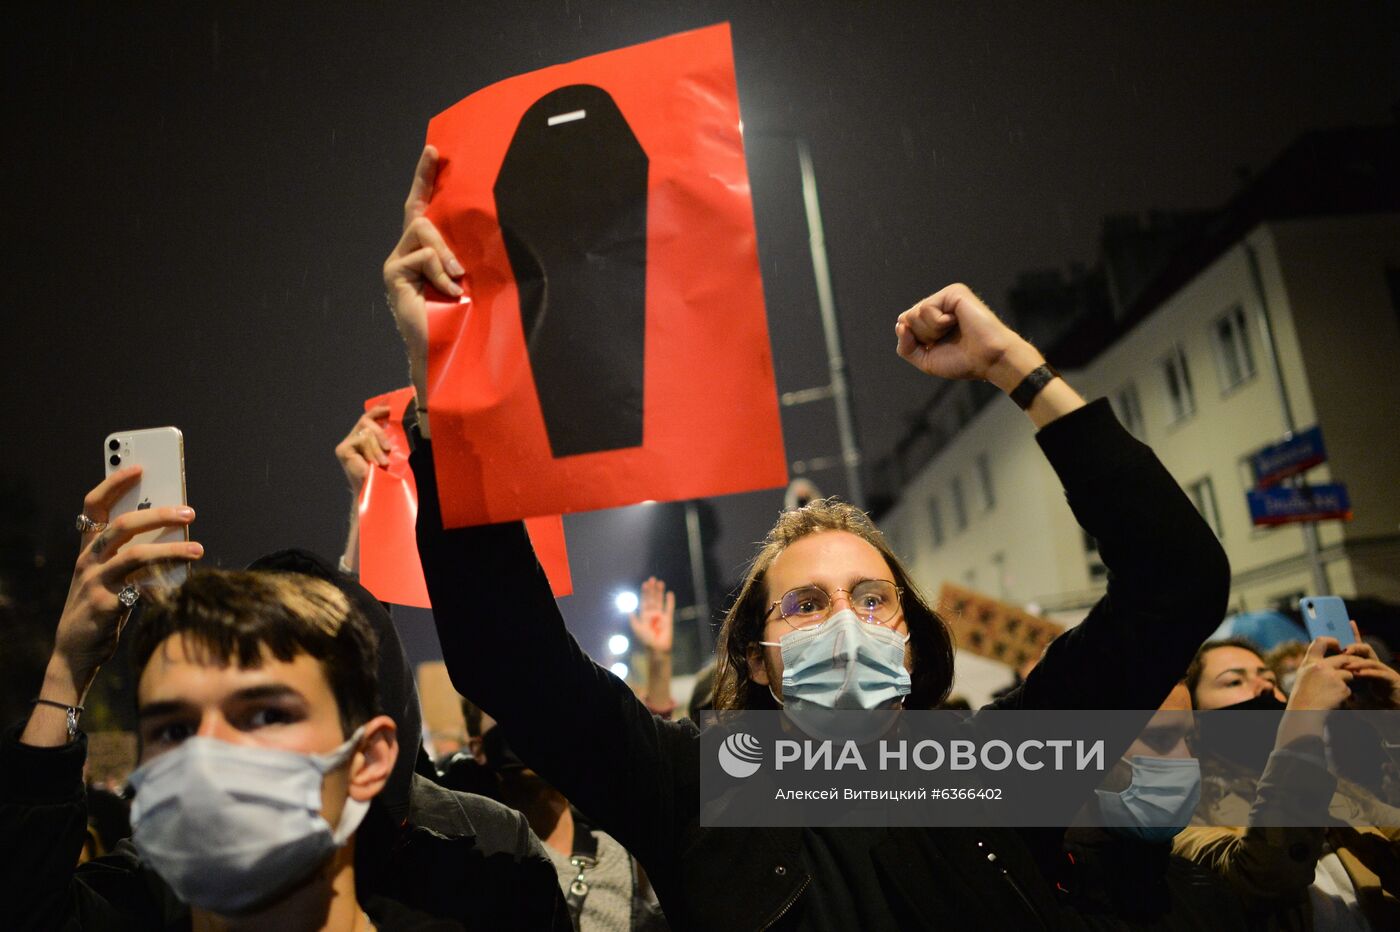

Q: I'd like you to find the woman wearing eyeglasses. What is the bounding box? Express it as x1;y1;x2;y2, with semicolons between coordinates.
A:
385;147;1231;931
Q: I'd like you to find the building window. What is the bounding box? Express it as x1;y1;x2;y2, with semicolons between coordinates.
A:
928;496;945;548
1160;343;1196;423
1187;475;1223;538
1112;381;1145;438
1212;304;1256;392
950;477;968;532
975;453;995;511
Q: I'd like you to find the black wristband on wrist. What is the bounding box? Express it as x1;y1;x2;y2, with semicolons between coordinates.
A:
1009;363;1060;410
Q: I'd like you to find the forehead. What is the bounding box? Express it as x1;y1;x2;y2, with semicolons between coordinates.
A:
1202;645;1265;676
137;633;336;708
766;530;894;595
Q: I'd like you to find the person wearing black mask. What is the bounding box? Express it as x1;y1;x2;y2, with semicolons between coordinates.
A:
1178;635;1400;928
1186;637;1290;774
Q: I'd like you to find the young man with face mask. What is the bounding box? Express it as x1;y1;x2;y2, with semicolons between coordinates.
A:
246;547;574;932
0;465;565;930
381;147;1235;929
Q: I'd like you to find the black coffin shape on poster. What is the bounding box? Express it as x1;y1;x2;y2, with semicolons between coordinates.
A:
494;84;650;458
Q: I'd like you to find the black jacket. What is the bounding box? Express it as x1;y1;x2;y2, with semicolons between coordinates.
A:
413;400;1231;931
356;771;573;931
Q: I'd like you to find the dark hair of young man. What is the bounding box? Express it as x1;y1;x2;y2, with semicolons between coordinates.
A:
128;569;380;736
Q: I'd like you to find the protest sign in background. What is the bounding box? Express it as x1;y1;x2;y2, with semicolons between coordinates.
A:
937;583;1063;671
357;387;572;606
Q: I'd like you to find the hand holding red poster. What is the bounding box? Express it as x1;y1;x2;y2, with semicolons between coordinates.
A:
422;22;787;527
357;387;572;606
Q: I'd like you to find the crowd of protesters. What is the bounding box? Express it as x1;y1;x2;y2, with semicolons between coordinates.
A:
1;143;1398;930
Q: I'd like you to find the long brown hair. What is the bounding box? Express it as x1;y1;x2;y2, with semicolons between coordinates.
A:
712;498;954;710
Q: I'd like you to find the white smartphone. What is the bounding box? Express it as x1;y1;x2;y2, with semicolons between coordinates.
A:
103;427;189;587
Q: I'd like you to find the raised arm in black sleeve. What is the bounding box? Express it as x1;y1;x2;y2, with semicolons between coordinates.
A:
988;398;1232;712
411;433;697;897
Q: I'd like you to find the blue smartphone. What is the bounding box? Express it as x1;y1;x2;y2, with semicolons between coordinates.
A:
1299;596;1355;648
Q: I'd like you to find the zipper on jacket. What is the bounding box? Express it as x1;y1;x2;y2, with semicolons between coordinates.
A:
977;840;1048;932
759;875;810;930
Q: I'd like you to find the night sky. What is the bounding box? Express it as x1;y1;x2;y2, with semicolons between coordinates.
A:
5;2;1398;668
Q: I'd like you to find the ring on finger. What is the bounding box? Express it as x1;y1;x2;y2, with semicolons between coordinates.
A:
117;584;140;609
76;514;108;533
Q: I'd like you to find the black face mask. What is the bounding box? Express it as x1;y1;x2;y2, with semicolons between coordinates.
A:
1195;693;1287;773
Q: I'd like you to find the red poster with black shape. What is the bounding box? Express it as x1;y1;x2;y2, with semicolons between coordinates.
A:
422;23;787;527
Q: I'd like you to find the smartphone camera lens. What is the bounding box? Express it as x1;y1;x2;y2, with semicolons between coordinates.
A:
110;454;121;467
108;439;120;452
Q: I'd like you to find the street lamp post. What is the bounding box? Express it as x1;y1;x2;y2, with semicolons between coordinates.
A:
796;138;865;509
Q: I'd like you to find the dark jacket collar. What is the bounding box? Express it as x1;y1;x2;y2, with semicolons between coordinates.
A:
403;773;479;841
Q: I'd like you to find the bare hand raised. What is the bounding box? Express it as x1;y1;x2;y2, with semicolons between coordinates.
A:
383;146;464;389
629;576;676;654
1337;630;1400;710
1286;637;1356;712
897;284;1085;427
52;467;204;698
335;404;394;497
895;284;1027;384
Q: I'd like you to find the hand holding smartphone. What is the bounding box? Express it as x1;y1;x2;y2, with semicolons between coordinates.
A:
103;427;189;587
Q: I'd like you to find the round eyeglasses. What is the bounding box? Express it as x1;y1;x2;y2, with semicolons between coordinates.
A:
766;580;903;631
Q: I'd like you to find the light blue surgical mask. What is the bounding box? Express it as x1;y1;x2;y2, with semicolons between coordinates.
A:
129;727;368;916
759;608;911;711
1095;755;1201;844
